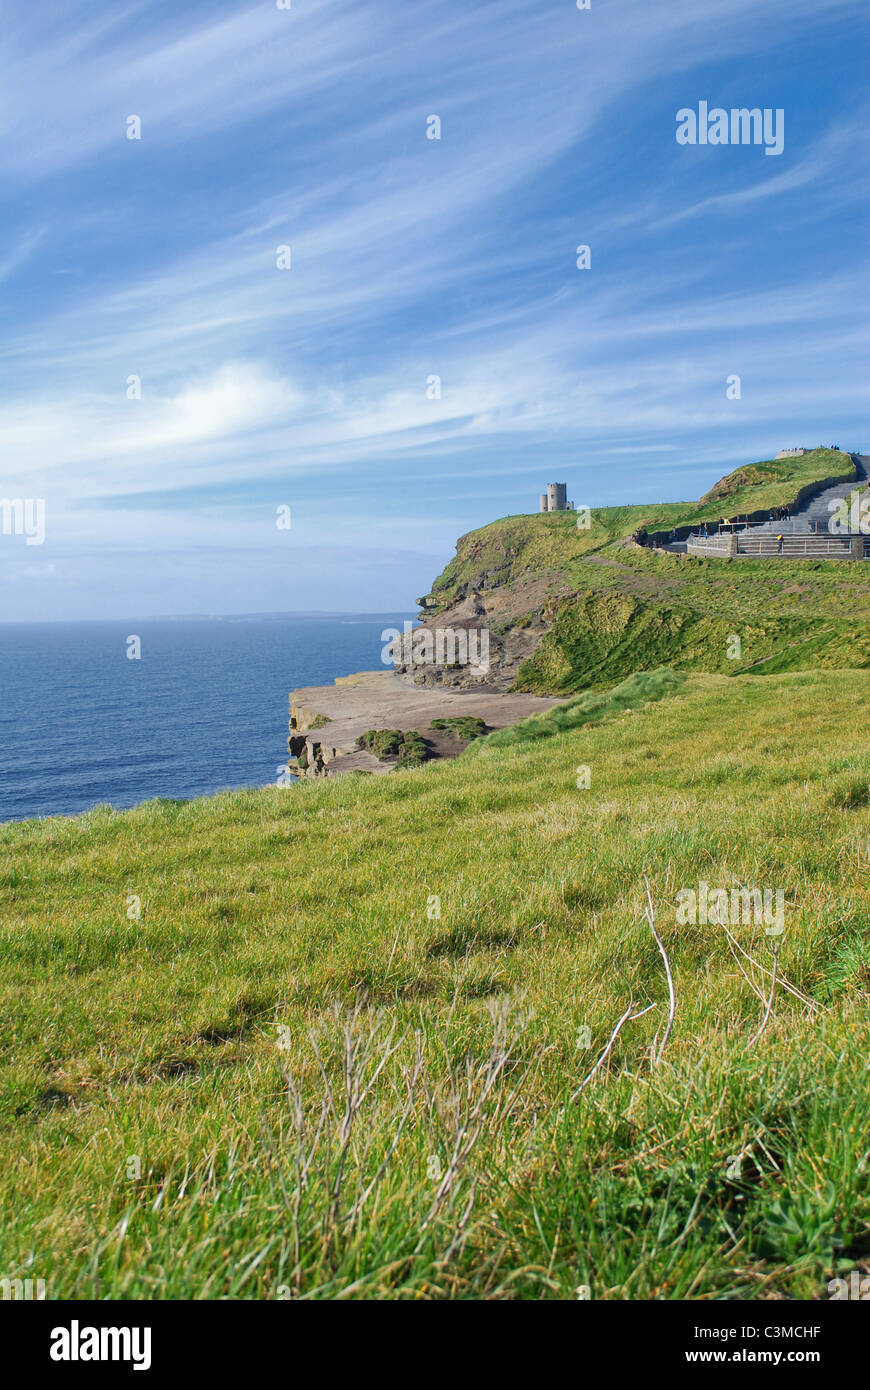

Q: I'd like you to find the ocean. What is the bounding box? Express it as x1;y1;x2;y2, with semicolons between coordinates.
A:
0;614;414;823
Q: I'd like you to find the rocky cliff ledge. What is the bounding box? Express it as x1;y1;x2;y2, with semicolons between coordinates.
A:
286;670;564;779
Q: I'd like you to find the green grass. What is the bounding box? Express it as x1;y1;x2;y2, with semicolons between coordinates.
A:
429;716;488;740
1;669;868;1299
466;668;685;750
356;728;430;766
513;550;870;692
356;728;405;757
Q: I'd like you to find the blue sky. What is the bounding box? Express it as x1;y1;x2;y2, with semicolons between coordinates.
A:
1;0;867;619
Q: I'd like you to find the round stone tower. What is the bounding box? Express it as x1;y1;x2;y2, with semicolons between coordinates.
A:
546;483;568;511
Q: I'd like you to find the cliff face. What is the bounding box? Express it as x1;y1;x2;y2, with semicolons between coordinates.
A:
395;504;605;691
400;449;869;696
396;506;621;690
392;573;570;692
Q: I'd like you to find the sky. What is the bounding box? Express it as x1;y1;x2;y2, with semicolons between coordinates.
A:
0;0;867;620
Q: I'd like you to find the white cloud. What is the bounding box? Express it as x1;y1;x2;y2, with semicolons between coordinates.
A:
108;362;297;454
0;0;864;619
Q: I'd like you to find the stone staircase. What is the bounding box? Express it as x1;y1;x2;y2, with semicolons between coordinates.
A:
744;453;869;533
685;454;870;559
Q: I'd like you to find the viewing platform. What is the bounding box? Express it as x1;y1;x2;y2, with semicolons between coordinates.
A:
656;452;870;561
686;530;869;559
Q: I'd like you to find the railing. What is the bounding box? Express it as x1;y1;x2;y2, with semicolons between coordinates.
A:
738;537;853;555
685;536;730;553
685;533;868;558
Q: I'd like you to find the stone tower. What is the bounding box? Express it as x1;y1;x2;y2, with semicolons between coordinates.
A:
546;483;568;511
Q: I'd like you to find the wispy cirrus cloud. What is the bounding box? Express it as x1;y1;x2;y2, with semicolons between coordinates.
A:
0;0;865;617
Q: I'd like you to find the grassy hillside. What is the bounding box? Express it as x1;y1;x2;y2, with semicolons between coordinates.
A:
420;448;851;616
416;449;870;693
515;558;870;692
2;668;868;1299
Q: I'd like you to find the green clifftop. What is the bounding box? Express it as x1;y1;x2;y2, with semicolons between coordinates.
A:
412;448;870;693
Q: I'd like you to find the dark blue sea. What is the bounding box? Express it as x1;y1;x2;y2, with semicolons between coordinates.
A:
0;614;413;822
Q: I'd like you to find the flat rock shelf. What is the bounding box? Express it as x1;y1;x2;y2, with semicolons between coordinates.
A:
287;670;566;777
